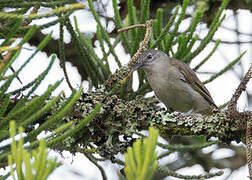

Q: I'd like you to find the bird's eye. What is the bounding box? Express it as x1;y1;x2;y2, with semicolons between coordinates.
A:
146;54;152;60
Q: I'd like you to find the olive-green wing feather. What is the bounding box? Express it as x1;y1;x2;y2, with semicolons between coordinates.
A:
170;58;217;108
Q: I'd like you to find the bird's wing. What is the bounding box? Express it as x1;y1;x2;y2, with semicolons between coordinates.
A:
170;58;217;108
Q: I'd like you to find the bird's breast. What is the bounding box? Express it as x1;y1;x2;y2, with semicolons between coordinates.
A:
144;67;211;113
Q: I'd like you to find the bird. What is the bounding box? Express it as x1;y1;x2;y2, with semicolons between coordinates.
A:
133;49;218;115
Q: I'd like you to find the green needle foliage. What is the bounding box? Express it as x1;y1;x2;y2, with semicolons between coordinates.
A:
102;0;233;98
124;127;159;180
0;4;84;20
8;121;60;180
0;0;247;179
0;2;93;178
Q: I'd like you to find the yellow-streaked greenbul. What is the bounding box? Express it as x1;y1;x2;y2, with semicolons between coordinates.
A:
133;49;217;115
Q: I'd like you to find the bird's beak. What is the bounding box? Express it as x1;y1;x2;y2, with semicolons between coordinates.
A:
133;62;145;71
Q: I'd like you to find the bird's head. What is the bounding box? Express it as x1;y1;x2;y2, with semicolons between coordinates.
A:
133;49;167;71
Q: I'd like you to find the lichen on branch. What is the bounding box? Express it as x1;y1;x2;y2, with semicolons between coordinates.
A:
57;86;245;159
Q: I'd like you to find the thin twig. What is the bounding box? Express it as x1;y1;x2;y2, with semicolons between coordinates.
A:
117;24;146;33
226;63;252;178
113;158;125;166
128;19;153;67
220;25;252;37
84;152;107;180
62;64;73;90
59;20;73;90
203;51;246;84
122;20;153;82
104;20;153;91
227;64;252;113
178;33;252;44
246;120;252;180
158;166;223;179
209;39;252;44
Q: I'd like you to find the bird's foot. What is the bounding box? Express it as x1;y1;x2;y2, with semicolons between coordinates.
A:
179;109;194;118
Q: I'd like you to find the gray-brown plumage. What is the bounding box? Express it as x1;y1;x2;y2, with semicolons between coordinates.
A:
133;49;217;115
